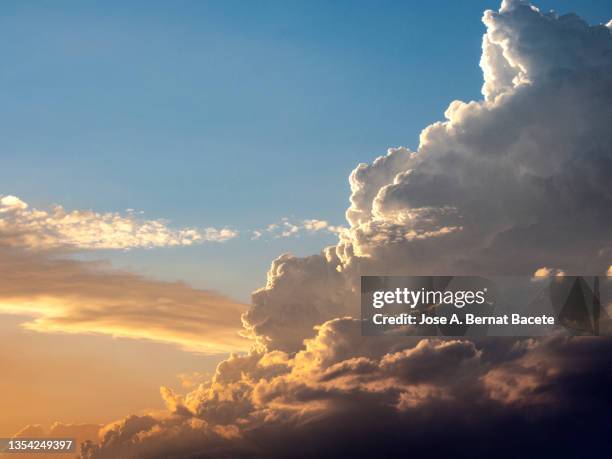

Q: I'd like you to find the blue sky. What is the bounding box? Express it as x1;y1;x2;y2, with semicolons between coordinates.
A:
1;0;610;300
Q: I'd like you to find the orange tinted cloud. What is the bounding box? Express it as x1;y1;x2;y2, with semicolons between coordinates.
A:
0;249;249;354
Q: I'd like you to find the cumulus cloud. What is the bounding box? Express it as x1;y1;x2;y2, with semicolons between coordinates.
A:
244;251;350;352
64;1;612;457
0;195;237;250
243;0;612;352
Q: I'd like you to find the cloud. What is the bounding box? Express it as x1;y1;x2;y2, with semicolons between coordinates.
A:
0;249;249;354
260;217;345;240
176;371;212;389
302;219;329;232
0;195;237;250
50;1;612;457
0;194;347;249
531;266;566;280
244;252;350;352
82;319;612;458
243;0;612;352
0;195;248;364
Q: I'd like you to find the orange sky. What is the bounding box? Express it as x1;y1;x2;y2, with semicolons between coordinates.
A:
0;314;226;438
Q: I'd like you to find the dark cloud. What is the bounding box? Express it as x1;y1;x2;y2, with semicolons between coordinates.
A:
82;321;612;458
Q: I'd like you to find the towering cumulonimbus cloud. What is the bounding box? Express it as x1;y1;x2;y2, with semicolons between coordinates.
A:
82;2;612;458
244;0;612;352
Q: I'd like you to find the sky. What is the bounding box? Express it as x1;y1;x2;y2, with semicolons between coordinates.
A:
1;1;612;457
1;0;610;301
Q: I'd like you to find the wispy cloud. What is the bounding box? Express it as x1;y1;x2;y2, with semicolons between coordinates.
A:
0;195;348;251
259;217;345;239
0;195;238;251
0;249;249;354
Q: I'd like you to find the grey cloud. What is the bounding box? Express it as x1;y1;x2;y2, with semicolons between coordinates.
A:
82;318;612;458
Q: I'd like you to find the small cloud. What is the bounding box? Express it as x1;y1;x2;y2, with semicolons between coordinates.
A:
202;227;239;243
259;218;344;239
531;267;565;281
279;218;300;238
0;195;28;212
532;267;553;279
303;219;329;232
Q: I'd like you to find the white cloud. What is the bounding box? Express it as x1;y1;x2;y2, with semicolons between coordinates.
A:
246;0;612;352
0;195;29;212
0;195;237;250
260;217;346;240
303;219;329;232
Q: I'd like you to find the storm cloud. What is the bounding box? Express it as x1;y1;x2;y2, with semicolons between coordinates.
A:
79;1;612;457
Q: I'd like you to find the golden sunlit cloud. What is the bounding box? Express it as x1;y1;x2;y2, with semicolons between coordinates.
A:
0;250;249;354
